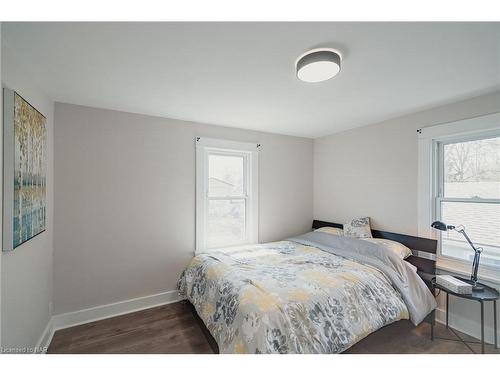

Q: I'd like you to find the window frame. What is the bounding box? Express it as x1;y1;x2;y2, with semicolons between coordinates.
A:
417;112;500;283
195;137;259;252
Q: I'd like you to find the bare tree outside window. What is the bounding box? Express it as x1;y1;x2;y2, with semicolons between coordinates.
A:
444;137;500;185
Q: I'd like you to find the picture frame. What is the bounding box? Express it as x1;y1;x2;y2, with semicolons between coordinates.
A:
2;88;47;251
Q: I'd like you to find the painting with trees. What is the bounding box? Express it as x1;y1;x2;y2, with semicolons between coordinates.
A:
12;92;47;248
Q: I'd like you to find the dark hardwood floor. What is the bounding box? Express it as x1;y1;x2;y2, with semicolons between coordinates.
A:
48;302;500;354
49;302;213;354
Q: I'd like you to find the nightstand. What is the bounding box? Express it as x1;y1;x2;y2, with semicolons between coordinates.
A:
432;276;499;354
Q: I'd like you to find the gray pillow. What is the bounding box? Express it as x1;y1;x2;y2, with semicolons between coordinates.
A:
343;217;373;238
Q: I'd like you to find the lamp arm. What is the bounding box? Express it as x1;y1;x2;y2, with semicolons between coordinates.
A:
456;228;480;253
456;228;482;284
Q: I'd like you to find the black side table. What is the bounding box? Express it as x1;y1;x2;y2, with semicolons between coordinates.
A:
432;276;499;354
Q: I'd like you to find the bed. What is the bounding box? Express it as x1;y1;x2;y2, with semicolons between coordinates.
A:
178;220;438;354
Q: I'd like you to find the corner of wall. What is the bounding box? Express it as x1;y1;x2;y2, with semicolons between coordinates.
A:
1;36;55;351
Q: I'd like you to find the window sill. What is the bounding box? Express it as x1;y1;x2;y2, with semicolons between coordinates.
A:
436;257;500;288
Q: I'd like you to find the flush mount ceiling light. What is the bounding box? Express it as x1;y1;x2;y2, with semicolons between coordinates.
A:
296;48;342;83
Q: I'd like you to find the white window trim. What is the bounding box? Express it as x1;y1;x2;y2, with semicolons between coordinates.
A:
195;137;259;253
417;111;500;282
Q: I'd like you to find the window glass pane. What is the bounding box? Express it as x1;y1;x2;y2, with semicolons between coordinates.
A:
443;137;500;198
207;199;245;248
441;201;500;268
208;154;244;196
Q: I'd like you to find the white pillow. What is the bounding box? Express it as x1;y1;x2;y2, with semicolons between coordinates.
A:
314;227;344;236
361;238;413;259
343;217;372;239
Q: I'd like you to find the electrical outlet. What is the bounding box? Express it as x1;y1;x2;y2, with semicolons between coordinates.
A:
48;301;53;316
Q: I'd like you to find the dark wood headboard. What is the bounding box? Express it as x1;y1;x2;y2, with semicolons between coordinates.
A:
312;220;437;286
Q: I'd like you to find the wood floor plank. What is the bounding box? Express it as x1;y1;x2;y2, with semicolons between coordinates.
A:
48;302;500;354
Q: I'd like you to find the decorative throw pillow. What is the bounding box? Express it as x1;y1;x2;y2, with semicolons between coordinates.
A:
314;227;344;236
361;238;412;259
343;217;373;238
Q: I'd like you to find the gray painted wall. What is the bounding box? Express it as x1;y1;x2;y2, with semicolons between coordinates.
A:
313;91;500;342
314;91;500;235
1;44;54;349
53;103;313;314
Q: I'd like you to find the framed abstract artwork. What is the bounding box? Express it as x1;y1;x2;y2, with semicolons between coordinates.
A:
3;89;47;251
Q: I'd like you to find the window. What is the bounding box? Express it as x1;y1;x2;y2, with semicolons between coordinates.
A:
435;135;500;268
417;112;500;280
196;138;259;251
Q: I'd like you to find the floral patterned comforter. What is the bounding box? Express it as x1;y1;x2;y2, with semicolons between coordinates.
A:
178;240;411;354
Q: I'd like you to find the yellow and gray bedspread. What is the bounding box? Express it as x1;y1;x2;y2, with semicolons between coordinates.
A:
178;232;436;354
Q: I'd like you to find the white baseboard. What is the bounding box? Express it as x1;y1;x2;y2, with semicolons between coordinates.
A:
435;307;497;345
52;290;181;332
35;318;55;354
35;290;180;353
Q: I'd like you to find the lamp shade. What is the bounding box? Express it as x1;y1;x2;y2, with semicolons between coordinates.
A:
431;221;452;231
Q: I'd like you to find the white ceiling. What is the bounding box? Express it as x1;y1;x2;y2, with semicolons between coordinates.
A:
2;22;499;138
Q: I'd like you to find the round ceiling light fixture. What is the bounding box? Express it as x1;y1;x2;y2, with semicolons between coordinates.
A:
296;48;342;83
